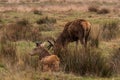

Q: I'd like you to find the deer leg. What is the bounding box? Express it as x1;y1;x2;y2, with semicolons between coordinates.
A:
76;40;78;51
85;29;90;48
79;28;86;48
85;34;89;48
79;36;85;48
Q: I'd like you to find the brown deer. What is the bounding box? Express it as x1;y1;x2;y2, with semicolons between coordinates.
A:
29;42;60;72
48;19;91;52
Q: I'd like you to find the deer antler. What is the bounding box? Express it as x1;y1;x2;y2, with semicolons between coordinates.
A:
47;40;54;50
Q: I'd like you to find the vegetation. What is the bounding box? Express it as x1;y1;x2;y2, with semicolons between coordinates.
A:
88;6;110;14
88;5;99;12
1;19;42;41
102;20;120;41
33;9;42;15
0;0;120;80
97;8;110;14
36;16;56;25
55;47;114;77
111;48;120;74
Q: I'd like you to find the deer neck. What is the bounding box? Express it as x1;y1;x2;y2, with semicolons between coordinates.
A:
56;34;68;47
39;48;50;60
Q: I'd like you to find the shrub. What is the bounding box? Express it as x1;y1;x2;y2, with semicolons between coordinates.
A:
36;16;56;25
18;53;39;70
89;25;101;48
111;48;120;74
0;37;17;65
97;8;110;14
16;19;29;26
2;19;42;41
101;20;120;41
33;10;42;15
38;24;54;31
88;5;99;12
57;47;114;77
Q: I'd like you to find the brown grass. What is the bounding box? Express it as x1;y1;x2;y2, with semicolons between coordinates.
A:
55;47;114;77
36;16;56;25
111;48;120;74
2;19;42;41
88;5;99;12
101;20;120;41
97;8;110;14
0;37;17;65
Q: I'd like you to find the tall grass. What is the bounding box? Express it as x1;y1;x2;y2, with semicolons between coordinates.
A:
89;25;101;48
56;47;114;77
97;8;110;14
102;20;120;41
36;16;56;25
111;48;120;74
0;38;39;71
0;37;17;65
2;19;42;41
33;9;42;15
88;5;99;12
88;6;110;14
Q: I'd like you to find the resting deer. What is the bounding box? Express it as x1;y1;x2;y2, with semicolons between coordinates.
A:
29;42;60;72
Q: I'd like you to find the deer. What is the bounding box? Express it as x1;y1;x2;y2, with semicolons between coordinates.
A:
47;19;91;52
29;42;60;72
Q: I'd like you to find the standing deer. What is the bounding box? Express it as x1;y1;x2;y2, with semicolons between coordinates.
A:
48;19;91;52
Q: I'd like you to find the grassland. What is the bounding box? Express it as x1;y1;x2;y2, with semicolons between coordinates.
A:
0;0;120;80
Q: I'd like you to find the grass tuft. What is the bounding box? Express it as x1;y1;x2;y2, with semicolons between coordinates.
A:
97;8;110;14
33;9;42;15
0;37;17;65
88;5;99;12
36;16;56;25
2;20;42;41
111;48;120;74
57;47;114;77
102;20;120;41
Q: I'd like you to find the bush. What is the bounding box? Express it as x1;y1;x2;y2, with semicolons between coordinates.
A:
36;16;56;25
102;20;120;41
0;38;17;65
2;19;42;41
57;47;114;77
89;25;101;48
111;48;120;74
38;24;54;31
16;19;29;26
18;53;39;70
97;8;110;14
33;10;42;15
88;6;99;12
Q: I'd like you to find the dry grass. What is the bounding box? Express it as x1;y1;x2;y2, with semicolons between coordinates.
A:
101;20;120;41
36;16;56;25
89;25;101;48
33;9;42;15
88;5;99;12
56;47;114;77
0;0;120;79
0;37;17;65
111;48;120;74
97;8;110;14
2;19;42;41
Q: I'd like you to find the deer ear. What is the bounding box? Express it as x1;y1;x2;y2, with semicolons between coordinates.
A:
35;42;41;47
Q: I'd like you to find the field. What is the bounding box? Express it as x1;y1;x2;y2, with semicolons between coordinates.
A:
0;0;120;80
